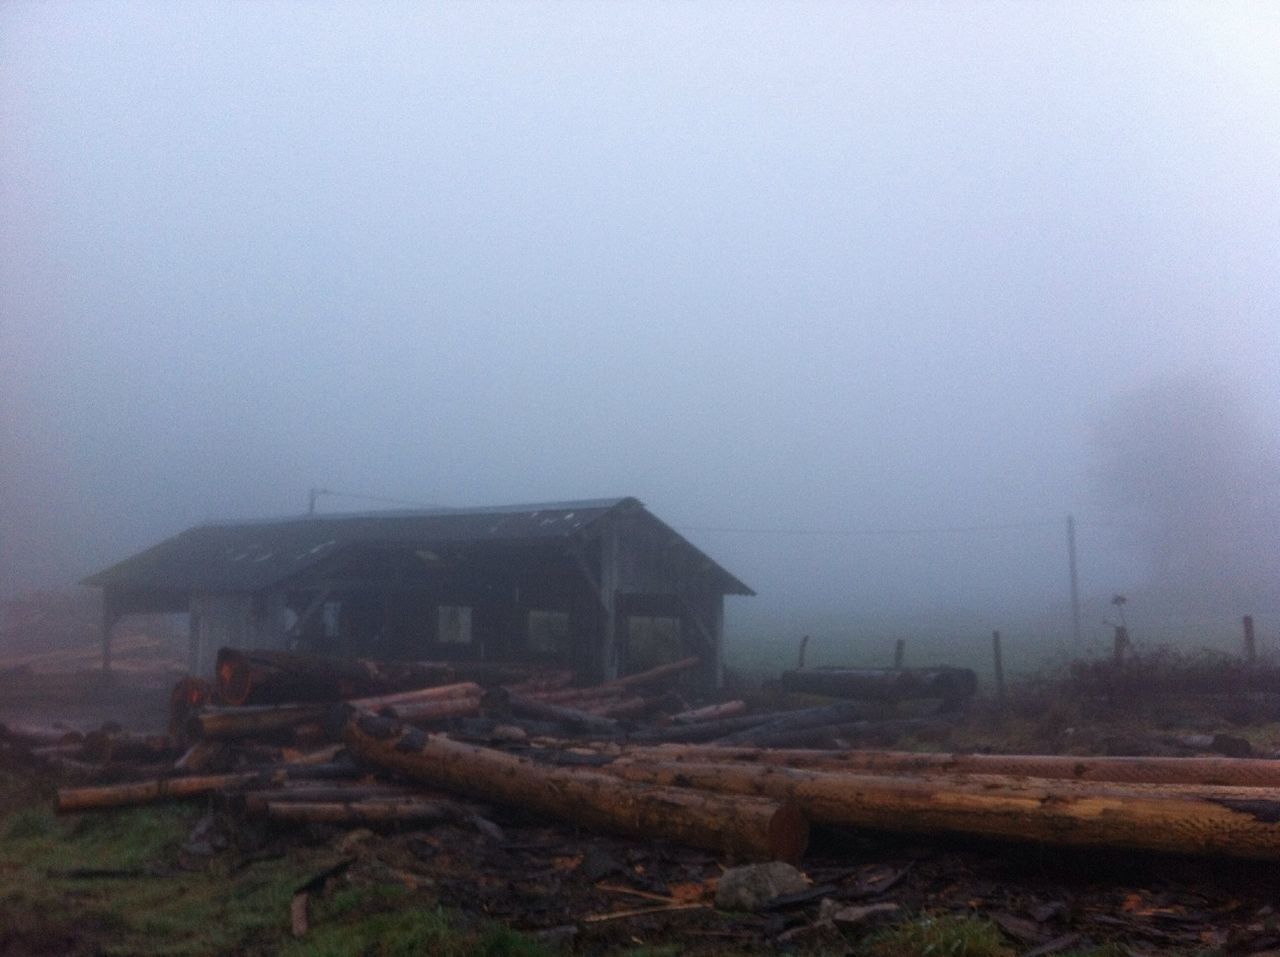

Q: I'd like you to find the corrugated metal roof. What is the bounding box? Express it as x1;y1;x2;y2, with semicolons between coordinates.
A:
84;497;752;596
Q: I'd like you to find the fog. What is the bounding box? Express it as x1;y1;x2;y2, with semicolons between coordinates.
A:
3;3;1278;664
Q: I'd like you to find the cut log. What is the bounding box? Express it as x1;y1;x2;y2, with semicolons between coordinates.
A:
602;760;1280;860
671;701;747;724
215;648;457;706
502;692;621;736
169;676;213;737
628;712;778;744
779;666;978;705
57;772;268;812
713;702;868;746
281;744;345;766
586;696;652;719
615;747;1280;789
241;784;423;815
347;682;482;709
173;741;228;773
502;670;575;694
375;695;482;723
343;712;808;862
187;703;329;741
265;797;462;825
81;730;177;764
280;760;363;781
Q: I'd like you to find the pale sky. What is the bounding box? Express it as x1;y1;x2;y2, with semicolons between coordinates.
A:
3;2;1278;649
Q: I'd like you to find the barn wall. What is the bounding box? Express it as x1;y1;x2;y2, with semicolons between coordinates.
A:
188;592;284;675
605;512;727;687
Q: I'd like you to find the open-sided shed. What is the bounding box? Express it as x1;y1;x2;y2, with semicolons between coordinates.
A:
84;498;752;688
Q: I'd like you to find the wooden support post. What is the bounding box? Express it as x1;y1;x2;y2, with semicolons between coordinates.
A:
599;521;620;682
1113;625;1129;663
992;631;1005;706
1244;615;1256;666
101;606;113;670
893;639;905;669
187;602;201;674
101;601;115;674
707;594;724;690
1067;514;1082;645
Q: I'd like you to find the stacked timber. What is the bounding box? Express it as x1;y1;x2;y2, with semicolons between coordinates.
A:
215;649;459;706
596;755;1280;860
47;645;1280;865
342;711;809;862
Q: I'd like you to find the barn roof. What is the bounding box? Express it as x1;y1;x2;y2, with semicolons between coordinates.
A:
84;497;753;596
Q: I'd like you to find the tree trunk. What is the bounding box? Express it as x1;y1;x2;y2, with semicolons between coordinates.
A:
587;696;652;719
616;746;1280;788
343;712;807;862
240;784;423;815
712;702;868;746
671;701;747;724
168;677;213;738
348;682;482;709
602;760;1280;860
215;648;457;705
265;797;460;825
375;695;482;723
80;730;177;764
503;670;575;694
501;692;621;736
187;703;329;741
57;772;268;812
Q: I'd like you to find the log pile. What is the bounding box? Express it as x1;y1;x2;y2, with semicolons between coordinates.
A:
23;645;1280;864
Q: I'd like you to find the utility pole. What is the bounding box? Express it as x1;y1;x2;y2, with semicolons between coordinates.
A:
1067;514;1081;645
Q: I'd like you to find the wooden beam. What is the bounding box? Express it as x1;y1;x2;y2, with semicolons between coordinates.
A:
678;595;723;689
187;600;201;673
599;522;620;681
707;594;724;689
101;598;116;674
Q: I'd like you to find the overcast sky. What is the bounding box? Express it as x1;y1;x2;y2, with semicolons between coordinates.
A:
3;2;1278;648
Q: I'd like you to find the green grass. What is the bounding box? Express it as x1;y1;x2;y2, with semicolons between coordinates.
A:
0;772;353;955
0;771;563;957
277;887;556;957
855;915;1014;957
854;916;1174;957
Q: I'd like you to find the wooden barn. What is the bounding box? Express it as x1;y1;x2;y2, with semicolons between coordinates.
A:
84;498;752;689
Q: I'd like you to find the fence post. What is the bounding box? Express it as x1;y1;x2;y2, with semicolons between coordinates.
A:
992;630;1005;706
893;639;905;669
1113;625;1129;664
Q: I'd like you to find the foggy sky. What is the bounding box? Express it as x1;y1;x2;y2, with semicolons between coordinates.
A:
3;3;1278;649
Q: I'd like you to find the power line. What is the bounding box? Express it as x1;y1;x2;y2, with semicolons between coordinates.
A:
678;517;1280;538
675;520;1058;538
